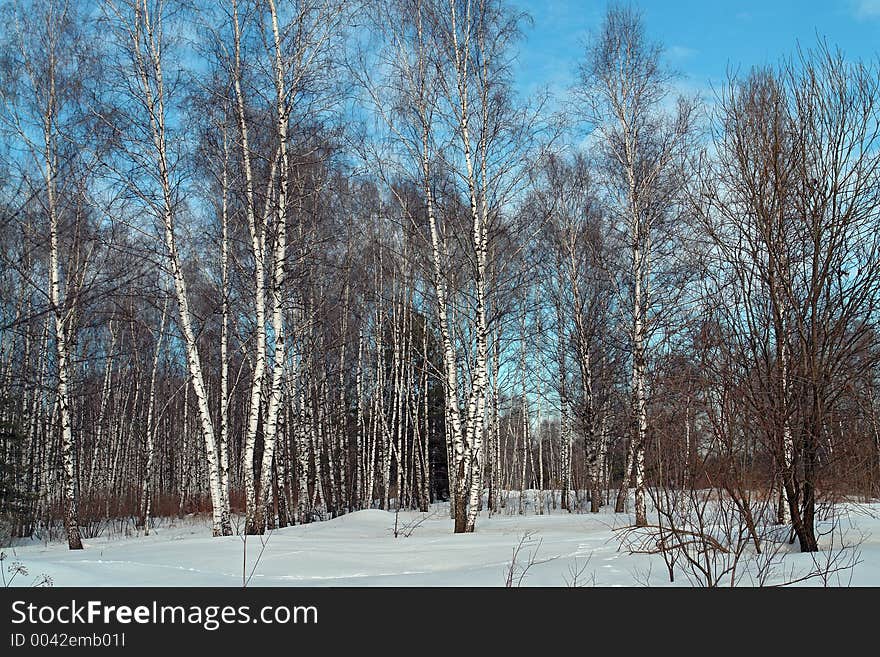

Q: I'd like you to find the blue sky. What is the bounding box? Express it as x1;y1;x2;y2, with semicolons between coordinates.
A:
510;0;880;102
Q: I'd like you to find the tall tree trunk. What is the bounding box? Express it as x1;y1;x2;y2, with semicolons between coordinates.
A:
45;115;83;551
131;0;231;535
254;0;290;534
140;297;168;534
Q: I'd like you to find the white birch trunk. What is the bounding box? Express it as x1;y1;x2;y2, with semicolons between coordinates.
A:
131;0;230;536
256;0;290;533
632;236;648;527
45;112;83;551
231;0;270;536
141;296;168;535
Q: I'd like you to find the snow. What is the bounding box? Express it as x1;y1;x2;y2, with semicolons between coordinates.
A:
4;497;880;587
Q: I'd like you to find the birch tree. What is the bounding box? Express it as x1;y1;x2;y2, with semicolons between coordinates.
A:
702;46;880;552
360;0;540;533
102;0;232;536
0;0;99;550
578;5;694;526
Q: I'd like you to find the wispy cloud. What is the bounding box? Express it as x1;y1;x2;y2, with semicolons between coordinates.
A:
668;45;698;61
854;0;880;19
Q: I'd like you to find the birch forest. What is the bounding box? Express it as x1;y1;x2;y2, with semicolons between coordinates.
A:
1;0;880;562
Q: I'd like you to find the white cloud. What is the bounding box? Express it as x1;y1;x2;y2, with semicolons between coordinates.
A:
668;45;698;61
855;0;880;19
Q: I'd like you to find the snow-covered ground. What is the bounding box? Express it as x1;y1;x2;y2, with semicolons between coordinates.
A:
4;498;879;587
